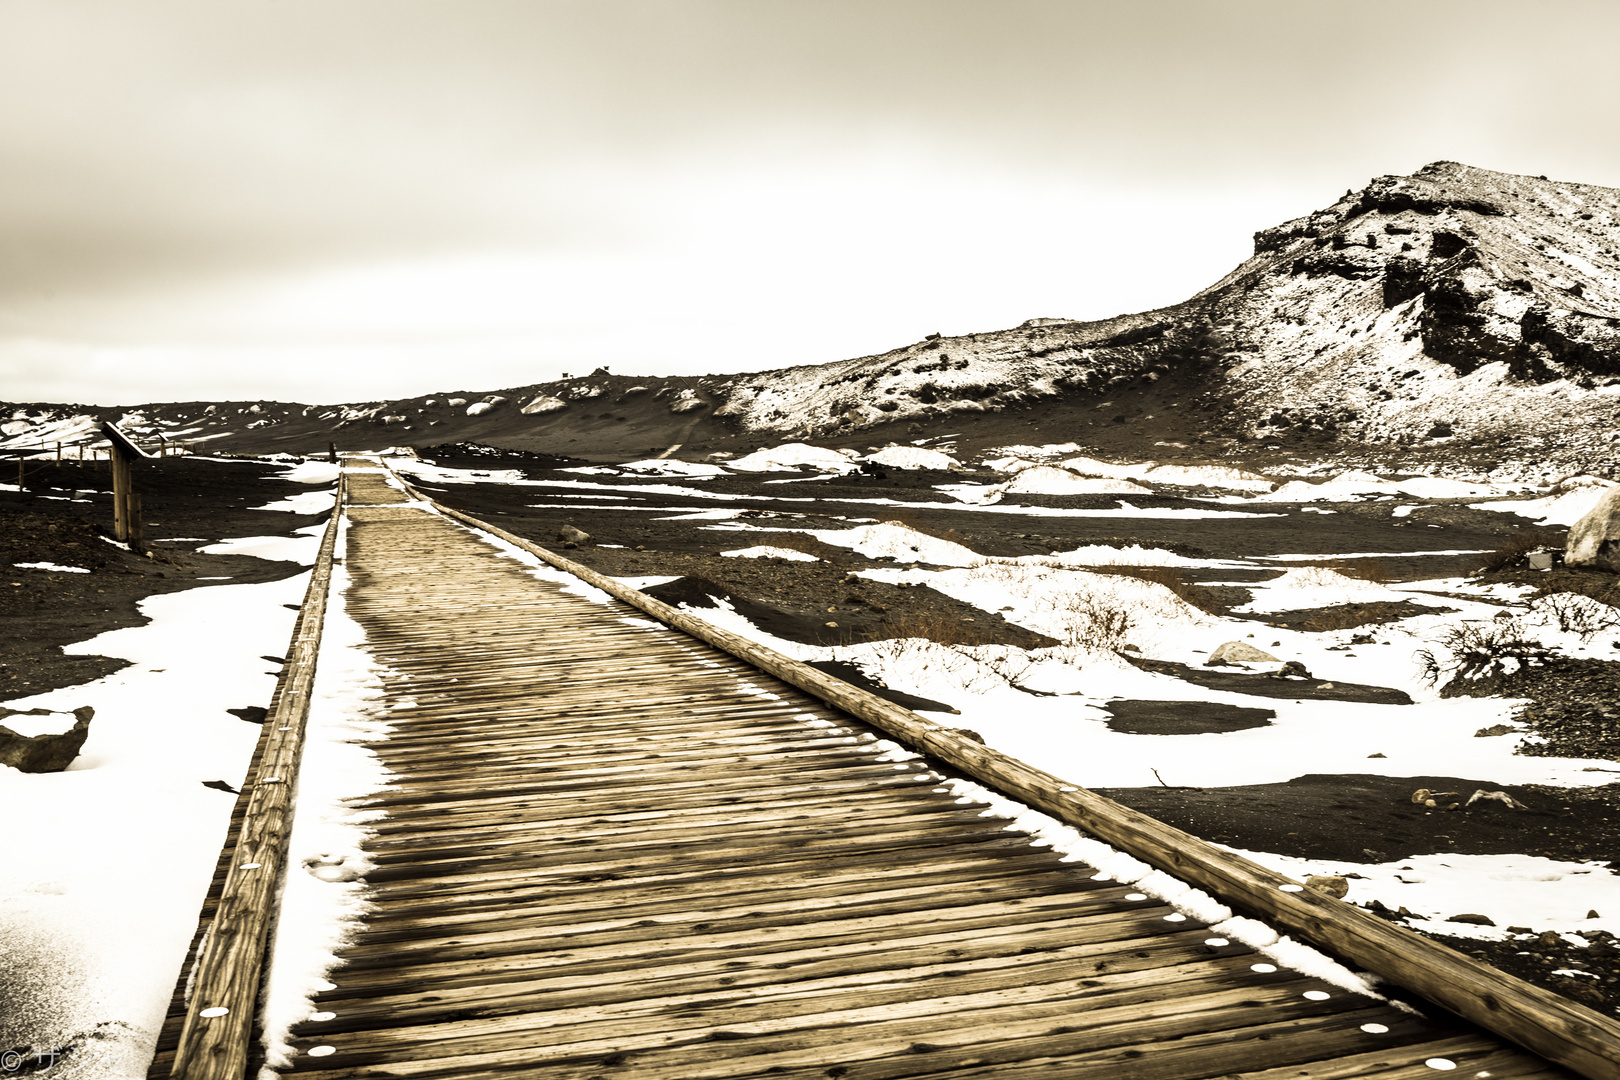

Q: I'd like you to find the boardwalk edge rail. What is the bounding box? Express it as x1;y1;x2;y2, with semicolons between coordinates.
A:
396;472;1619;1080
165;473;347;1080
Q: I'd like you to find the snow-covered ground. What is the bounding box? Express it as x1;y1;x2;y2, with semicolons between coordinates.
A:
0;461;336;1077
607;443;1620;953
4;446;1616;1074
0;571;316;1077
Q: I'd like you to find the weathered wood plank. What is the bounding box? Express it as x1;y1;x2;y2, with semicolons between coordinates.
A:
166;475;347;1079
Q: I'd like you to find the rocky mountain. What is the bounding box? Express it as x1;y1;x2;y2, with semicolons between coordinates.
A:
4;161;1619;470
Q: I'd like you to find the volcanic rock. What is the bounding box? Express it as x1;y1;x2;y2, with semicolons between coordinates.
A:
1206;641;1280;665
0;706;94;773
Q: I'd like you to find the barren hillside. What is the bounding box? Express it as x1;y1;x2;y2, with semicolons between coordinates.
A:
4;161;1618;471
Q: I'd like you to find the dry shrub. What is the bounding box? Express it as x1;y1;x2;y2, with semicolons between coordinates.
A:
1531;591;1620;640
1095;565;1224;614
1475;529;1565;574
1051;590;1134;650
1415;617;1556;685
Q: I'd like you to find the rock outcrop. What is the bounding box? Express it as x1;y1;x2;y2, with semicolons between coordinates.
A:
1566;486;1620;571
0;706;93;773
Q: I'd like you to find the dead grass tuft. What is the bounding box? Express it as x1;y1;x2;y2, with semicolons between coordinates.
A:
1095;565;1225;614
876;508;962;545
1322;558;1393;585
870;608;999;647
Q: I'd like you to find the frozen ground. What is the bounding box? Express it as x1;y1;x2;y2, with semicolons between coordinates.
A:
409;444;1619;958
3;445;1617;1075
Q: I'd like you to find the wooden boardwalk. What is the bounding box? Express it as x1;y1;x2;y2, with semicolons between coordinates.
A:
227;469;1571;1079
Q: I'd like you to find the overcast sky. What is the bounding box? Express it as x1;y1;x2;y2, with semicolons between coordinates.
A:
4;0;1618;406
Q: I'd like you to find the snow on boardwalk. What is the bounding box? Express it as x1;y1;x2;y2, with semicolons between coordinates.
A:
178;472;1569;1079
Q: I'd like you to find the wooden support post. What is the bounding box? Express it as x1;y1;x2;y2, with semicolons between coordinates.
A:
55;442;61;463
327;441;336;464
100;422;150;548
127;492;143;549
111;447;129;540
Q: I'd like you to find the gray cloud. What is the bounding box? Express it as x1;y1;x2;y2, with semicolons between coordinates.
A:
3;0;1618;404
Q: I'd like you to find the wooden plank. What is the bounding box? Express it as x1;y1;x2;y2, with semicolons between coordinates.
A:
292;929;1236;1034
282;989;1386;1079
310;914;1212;1003
357;833;1046;904
289;960;1324;1063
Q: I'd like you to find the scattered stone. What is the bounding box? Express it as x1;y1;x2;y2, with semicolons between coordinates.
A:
1274;661;1313;679
0;706;94;773
1564;486;1620;571
303;853;368;883
1305;875;1349;898
1474;724;1515;737
227;706;268;725
1464;789;1529;810
1206;641;1279;665
1588;910;1602;919
202;779;240;794
1447;913;1497;926
556;524;592;545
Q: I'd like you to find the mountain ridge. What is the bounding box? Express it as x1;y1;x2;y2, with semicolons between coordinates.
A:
5;161;1619;472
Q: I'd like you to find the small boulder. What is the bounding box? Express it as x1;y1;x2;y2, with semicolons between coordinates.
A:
1565;486;1620;571
1447;913;1496;926
1206;641;1280;666
0;707;94;773
557;525;592;546
1305;875;1349;899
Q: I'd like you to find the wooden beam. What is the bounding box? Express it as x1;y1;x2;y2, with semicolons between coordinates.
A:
166;475;346;1080
394;467;1620;1080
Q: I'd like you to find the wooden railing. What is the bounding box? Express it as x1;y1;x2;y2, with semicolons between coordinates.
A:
166;474;346;1080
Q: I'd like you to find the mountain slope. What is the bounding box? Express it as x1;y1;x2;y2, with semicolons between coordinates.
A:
4;161;1619;469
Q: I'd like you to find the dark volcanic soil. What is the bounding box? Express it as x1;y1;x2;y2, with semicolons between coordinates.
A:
404;444;1620;1012
5;445;1619;1015
1;457;322;696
